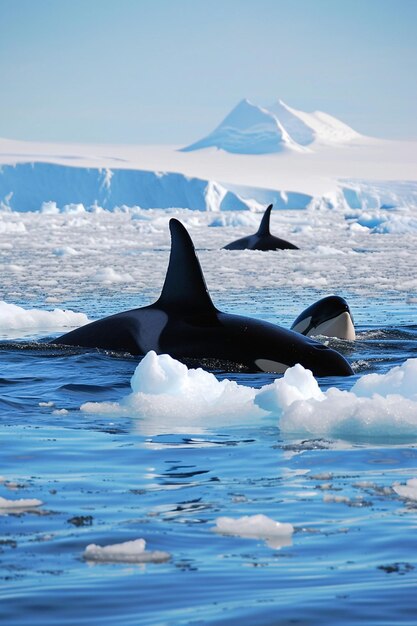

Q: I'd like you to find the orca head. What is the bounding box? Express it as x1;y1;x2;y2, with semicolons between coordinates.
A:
218;316;354;376
291;296;356;341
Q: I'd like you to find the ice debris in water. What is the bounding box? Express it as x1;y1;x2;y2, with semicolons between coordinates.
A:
0;496;43;511
81;352;417;442
91;267;134;284
0;300;90;331
392;478;417;501
214;514;294;549
83;538;170;563
81;350;263;434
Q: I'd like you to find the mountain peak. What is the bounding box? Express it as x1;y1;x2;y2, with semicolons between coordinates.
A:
181;99;362;154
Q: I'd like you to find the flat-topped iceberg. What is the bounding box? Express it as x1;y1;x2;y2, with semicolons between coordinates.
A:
215;514;294;549
83;538;170;564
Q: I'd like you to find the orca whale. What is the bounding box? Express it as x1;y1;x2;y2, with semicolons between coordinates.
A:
53;219;352;376
223;204;299;250
291;295;356;341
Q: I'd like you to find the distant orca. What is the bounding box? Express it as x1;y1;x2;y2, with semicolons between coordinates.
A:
54;219;352;376
223;204;299;250
291;296;356;341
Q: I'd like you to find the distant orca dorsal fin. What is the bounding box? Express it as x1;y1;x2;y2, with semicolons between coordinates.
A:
256;204;273;236
156;219;217;314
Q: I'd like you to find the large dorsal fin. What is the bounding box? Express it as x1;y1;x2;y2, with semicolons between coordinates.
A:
256;204;273;236
156;219;218;314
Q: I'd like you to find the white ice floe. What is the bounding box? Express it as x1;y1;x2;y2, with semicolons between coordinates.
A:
0;300;90;336
53;246;79;256
260;358;417;440
214;514;294;549
0;496;43;513
392;478;417;501
91;267;134;284
81;350;263;434
83;538;170;564
82;353;417;442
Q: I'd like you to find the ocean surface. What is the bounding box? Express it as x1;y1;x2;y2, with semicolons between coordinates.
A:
1;208;417;625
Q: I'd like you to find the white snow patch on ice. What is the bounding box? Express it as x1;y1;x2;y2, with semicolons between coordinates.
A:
83;538;170;563
214;514;294;549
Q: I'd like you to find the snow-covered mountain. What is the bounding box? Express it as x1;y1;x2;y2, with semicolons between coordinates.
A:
0;100;416;213
181;99;362;154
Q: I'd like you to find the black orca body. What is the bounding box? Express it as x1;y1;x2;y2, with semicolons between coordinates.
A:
291;296;356;341
223;204;299;251
54;220;352;376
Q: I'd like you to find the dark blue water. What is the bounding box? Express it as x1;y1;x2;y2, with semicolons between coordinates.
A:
1;290;417;625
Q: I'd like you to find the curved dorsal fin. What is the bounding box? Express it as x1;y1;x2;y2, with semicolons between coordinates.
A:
156;219;217;314
257;204;273;236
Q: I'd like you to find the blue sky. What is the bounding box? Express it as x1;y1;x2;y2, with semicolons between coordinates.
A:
1;0;416;144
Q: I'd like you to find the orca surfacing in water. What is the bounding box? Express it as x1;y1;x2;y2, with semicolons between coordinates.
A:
223;204;299;251
54;219;352;376
291;296;356;341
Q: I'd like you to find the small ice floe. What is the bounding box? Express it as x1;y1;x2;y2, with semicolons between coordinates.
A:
0;496;43;514
40;201;60;214
214;514;294;549
52;246;79;256
83;538;170;564
81;350;262;435
256;358;417;441
0;300;90;333
91;267;134;284
392;478;417;501
323;494;352;505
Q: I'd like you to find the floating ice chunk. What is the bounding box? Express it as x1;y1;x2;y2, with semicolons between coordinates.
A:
323;494;352;504
40;201;60;214
263;359;417;441
92;267;134;284
255;363;325;413
0;219;26;233
83;538;170;563
53;246;79;256
62;203;86;214
0;496;43;513
352;359;417;400
0;300;90;333
278;387;417;440
392;478;417;501
82;351;263;434
82;353;417;442
214;514;294;549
